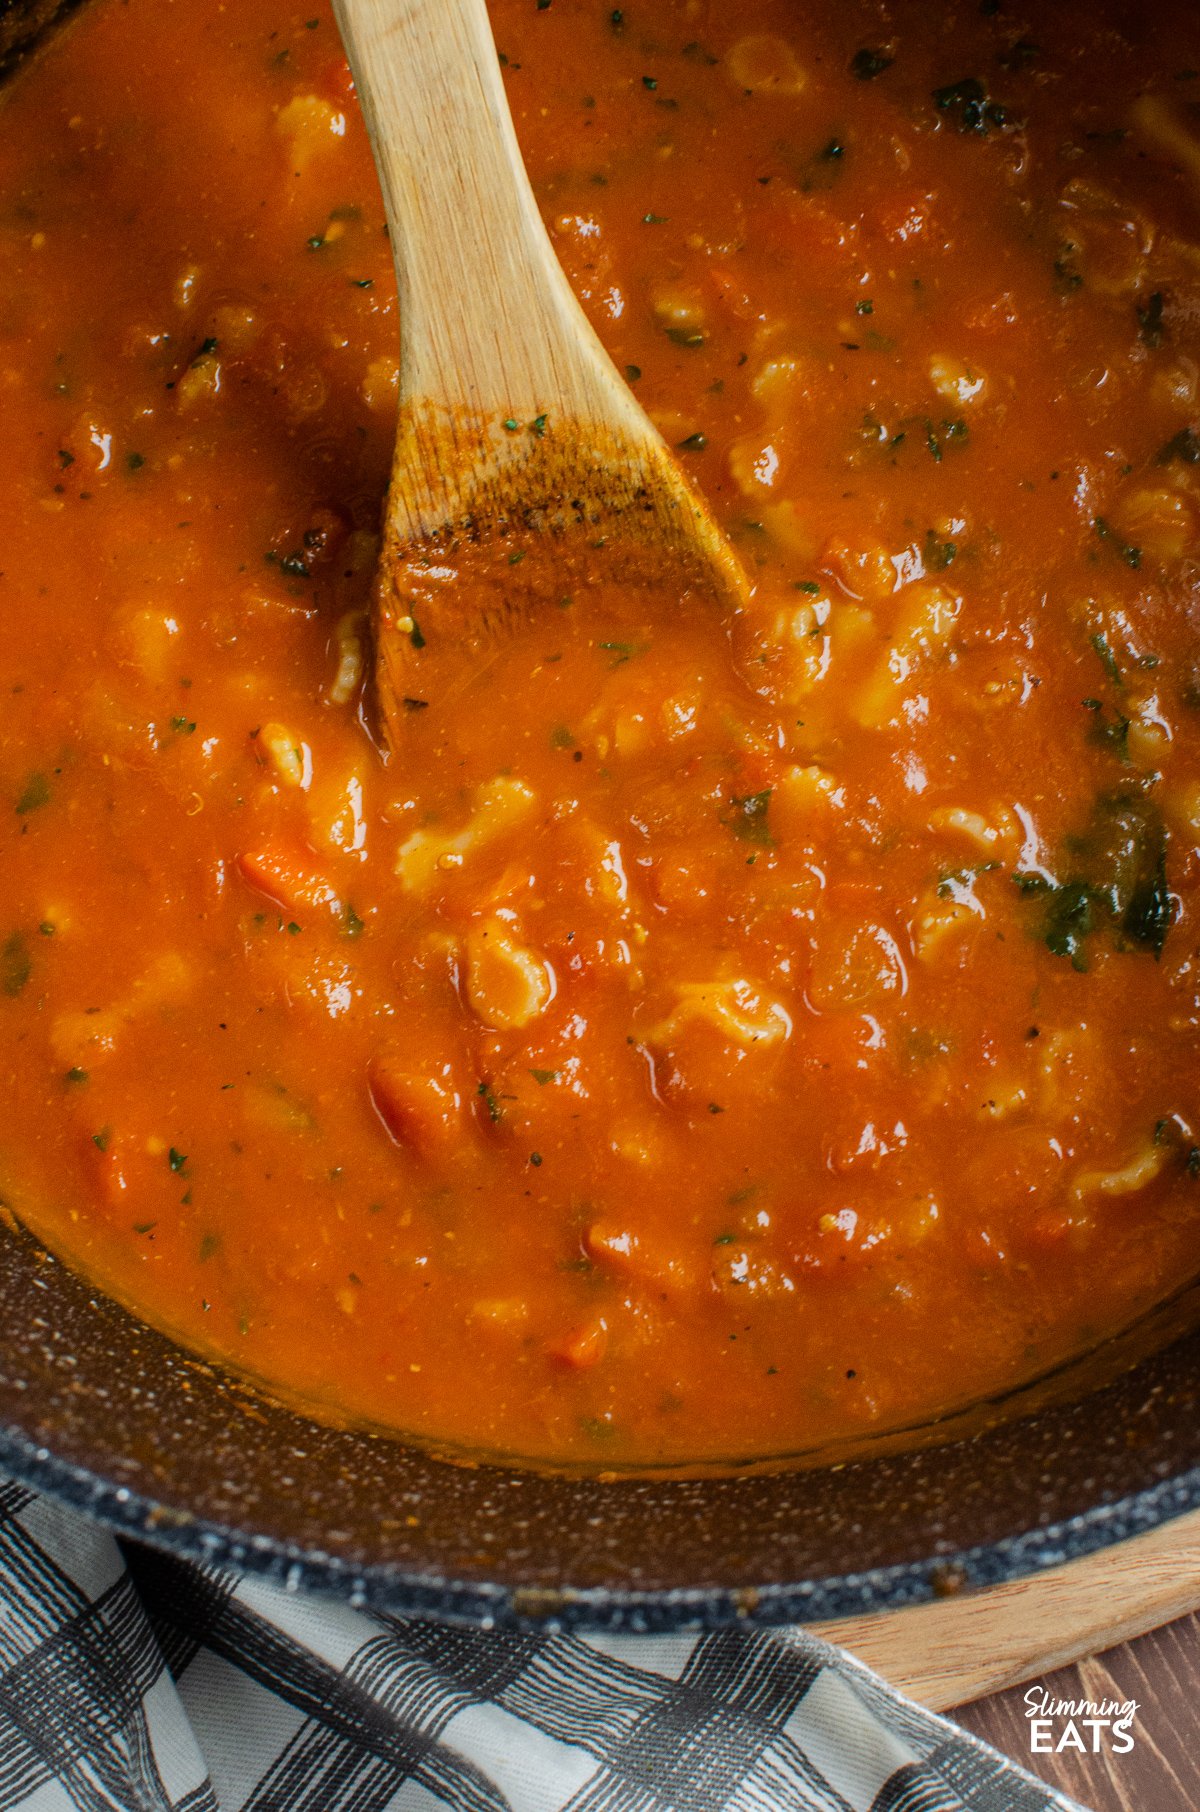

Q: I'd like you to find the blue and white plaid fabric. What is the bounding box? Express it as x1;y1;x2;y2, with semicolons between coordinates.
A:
0;1479;1086;1812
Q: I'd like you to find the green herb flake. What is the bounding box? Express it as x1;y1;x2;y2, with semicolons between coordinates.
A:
171;716;197;735
65;1067;88;1086
1054;243;1084;293
932;74;1012;133
343;906;365;940
598;639;641;666
1090;632;1122;686
126;451;146;472
198;1233;220;1262
1137;290;1165;349
529;413;548;437
549;725;575;749
851;47;893;80
1014;793;1174;967
1093;516;1142;569
923;529;957;571
1;933;31;997
675;431;707;451
477;1081;503;1124
92;1127;111;1153
855;299;874;315
624;364;642;383
1156;426;1200;466
726;789;773;845
1083;699;1131;763
169;1147;189;1173
530;1068;560;1085
15;773;50;815
409;614;426;650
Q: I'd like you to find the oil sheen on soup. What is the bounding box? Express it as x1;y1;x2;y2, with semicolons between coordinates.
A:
2;0;1200;1468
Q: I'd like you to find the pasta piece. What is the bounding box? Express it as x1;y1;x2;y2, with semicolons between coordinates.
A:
1109;486;1195;563
1165;779;1200;844
274;93;348;172
209;303;262;354
465;919;554;1031
928;354;988;406
395;776;536;894
854;584;961;728
174;344;221;409
361;354;399;412
914;894;978;961
726;34;806;95
650;283;708;343
929;804;1019;858
808;922;907;1010
256;721;312;790
1130;94;1200;197
1070;1139;1170;1204
647;978;792;1049
51;952;194;1068
104;604;182;684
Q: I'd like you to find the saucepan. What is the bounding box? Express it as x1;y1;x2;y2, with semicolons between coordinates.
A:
1;0;1199;1633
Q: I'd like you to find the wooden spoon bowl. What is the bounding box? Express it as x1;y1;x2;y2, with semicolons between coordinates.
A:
329;0;749;740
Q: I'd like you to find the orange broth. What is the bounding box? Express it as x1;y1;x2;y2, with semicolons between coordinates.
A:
2;0;1200;1468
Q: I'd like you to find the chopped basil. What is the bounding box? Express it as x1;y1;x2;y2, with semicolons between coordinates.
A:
15;772;50;815
726;789;773;845
932;75;1013;133
1137;290;1165;349
1090;632;1122;686
851;47;893;80
1014;793;1173;967
1;933;30;996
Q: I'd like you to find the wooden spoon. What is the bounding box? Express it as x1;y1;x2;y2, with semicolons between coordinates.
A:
330;0;749;744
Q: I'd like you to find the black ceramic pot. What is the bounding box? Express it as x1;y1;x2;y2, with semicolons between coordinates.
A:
2;0;1199;1633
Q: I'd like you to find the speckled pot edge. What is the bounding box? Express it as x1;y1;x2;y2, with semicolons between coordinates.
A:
2;1419;1196;1633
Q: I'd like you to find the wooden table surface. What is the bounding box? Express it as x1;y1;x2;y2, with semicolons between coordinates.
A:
953;1612;1200;1809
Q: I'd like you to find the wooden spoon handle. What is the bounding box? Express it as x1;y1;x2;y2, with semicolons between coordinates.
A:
331;0;639;433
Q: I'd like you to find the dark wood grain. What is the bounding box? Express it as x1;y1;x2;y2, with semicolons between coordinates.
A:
953;1610;1200;1809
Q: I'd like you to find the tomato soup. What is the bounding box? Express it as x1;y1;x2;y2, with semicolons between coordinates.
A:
2;0;1200;1468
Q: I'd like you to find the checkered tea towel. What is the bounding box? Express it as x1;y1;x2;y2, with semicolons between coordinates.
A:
0;1477;1086;1812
